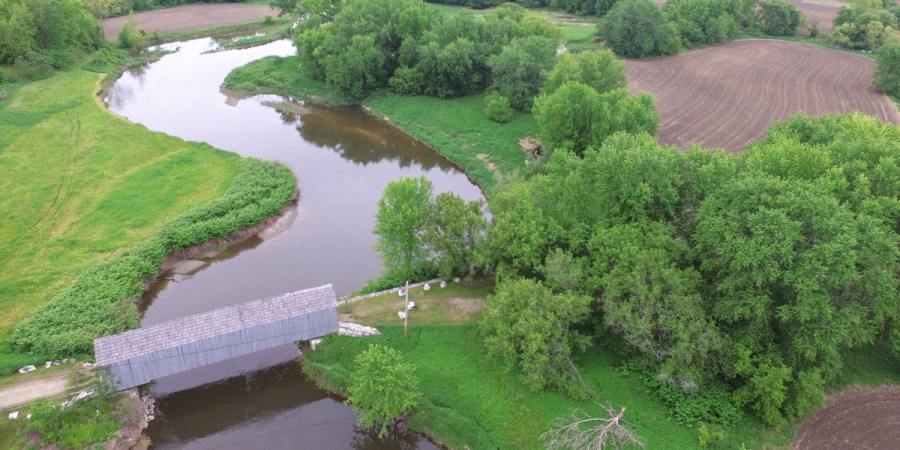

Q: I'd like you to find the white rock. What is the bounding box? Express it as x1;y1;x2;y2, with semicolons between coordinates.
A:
53;360;60;366
310;338;322;351
148;414;155;421
62;358;68;364
82;362;93;368
26;414;31;420
423;283;431;291
398;311;407;320
45;361;52;369
440;281;447;288
18;365;36;374
453;278;461;283
8;412;18;421
407;301;416;310
398;289;406;297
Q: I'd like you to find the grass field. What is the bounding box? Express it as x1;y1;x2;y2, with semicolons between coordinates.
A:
363;94;537;191
340;281;495;326
0;69;238;342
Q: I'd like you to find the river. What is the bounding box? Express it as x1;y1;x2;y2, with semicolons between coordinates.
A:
105;38;483;449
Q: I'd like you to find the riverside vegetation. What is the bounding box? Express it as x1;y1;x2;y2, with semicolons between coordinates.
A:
228;0;900;448
0;3;298;447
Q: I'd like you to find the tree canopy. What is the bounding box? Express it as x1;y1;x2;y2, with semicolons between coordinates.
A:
597;0;680;58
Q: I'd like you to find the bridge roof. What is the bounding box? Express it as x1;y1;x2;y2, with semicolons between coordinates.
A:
94;284;337;367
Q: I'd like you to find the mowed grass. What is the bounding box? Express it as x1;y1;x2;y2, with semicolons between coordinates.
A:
0;68;238;340
306;324;707;450
565;24;605;52
339;282;495;326
363;94;537;191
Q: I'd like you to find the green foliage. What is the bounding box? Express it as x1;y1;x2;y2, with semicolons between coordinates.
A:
830;5;900;50
664;0;739;48
223;55;292;91
347;344;421;438
118;16;149;54
374;176;435;281
598;0;680;57
542;50;626;96
0;67;16;84
488;36;559;111
480;278;592;394
13;51;54;80
9;158;296;355
532;83;659;155
875;43;900;97
82;48;127;73
696;421;725;447
294;0;563;101
0;0;102;64
424;193;491;279
483;91;514;123
23;381;122;448
757;0;802;36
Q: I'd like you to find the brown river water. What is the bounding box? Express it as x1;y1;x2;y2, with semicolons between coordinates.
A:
106;38;482;449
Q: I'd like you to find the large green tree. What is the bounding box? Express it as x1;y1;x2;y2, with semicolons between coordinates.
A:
488;35;559;111
479;278;592;393
373;176;434;281
598;0;680;58
422;193;491;279
347;344;421;438
875;43;900;97
542;50;626;96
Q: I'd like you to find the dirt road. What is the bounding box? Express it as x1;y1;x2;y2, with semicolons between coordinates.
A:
0;373;73;410
794;384;900;450
102;3;275;39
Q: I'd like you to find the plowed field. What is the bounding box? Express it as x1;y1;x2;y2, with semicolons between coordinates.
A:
102;3;274;39
794;385;900;450
625;39;900;152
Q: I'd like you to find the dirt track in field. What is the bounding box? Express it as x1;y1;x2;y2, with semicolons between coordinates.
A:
102;3;275;39
625;39;900;153
794;385;900;450
785;0;842;33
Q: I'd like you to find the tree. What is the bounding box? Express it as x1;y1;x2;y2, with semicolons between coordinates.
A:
598;0;680;58
422;192;491;279
532;83;659;155
347;344;421;439
373;176;434;282
324;34;388;99
875;44;900;97
488;35;559;111
541;403;645;450
82;0;119;20
479;278;592;393
542;50;626;96
758;0;803;36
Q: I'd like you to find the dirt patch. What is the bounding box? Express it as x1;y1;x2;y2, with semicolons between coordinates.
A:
102;4;275;39
447;298;485;318
519;137;541;156
475;153;497;171
0;372;72;410
625;39;900;153
794;384;900;450
785;0;841;33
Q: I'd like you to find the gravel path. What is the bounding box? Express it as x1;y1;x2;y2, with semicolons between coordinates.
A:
0;373;72;410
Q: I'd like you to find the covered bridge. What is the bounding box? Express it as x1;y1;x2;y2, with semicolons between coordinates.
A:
94;284;338;391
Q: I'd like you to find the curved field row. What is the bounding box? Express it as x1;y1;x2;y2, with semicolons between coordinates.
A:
102;3;274;39
794;385;900;450
625;39;900;153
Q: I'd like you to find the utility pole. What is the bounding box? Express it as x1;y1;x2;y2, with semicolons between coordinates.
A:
404;280;409;338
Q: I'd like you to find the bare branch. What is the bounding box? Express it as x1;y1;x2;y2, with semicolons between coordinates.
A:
540;403;645;450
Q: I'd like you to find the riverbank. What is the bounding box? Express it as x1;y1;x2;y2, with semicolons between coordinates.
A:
223;55;540;192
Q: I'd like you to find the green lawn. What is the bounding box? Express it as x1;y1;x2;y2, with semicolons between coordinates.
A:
565;24;604;52
0;69;238;340
363;93;538;191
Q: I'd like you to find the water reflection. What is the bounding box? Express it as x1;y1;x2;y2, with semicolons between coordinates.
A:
107;38;475;449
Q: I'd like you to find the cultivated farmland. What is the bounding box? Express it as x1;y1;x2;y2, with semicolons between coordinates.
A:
626;39;900;153
101;3;275;39
794;385;900;449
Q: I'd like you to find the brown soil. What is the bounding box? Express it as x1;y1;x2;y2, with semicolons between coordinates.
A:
794;384;900;450
102;4;275;40
447;298;485;318
0;373;72;410
785;0;842;33
625;39;900;153
475;153;497;171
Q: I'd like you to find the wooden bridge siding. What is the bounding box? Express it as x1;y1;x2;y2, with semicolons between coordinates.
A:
106;307;338;390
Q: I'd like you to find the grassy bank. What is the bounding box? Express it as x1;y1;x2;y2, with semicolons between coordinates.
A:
0;65;295;357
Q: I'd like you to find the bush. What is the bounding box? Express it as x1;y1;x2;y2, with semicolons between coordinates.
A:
758;0;803;36
875;44;900;97
23;381;121;448
9;158;297;356
484;92;514;123
41;48;78;70
83;48;128;73
14;52;54;80
0;68;16;84
598;0;680;58
347;344;421;438
118;17;149;54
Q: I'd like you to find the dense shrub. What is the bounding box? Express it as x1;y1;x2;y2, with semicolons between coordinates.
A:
10;158;297;356
875;43;900;97
598;0;680;58
664;0;739;48
830;5;900;50
14;52;54;80
484;92;514;123
23;380;122;448
757;0;803;36
83;48;128;73
0;0;102;64
0;67;16;84
118;17;149;54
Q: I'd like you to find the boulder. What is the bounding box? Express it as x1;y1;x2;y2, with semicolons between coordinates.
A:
453;278;461;283
18;365;36;374
45;361;52;369
398;311;407;320
407;301;417;310
440;280;447;288
8;412;18;421
423;283;431;291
